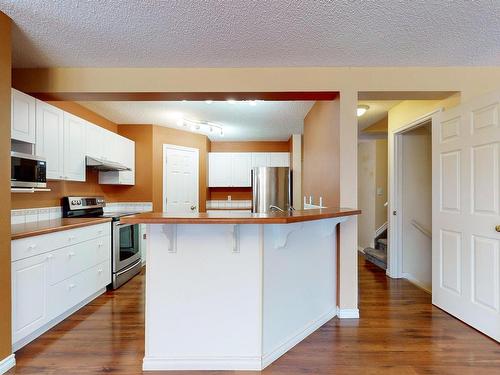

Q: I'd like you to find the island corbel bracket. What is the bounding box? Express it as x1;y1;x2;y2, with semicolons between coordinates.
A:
162;224;177;253
230;224;240;253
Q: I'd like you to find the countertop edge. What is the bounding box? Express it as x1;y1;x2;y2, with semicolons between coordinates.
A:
120;209;361;225
11;217;113;240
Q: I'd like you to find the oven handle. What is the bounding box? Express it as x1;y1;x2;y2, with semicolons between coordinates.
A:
116;260;141;276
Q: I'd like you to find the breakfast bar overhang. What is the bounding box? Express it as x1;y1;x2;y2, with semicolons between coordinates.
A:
122;208;360;371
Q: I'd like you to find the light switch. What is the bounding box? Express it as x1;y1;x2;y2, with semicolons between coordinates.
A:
377;187;384;196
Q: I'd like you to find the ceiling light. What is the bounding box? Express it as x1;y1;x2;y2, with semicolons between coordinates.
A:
205;100;213;104
227;99;236;104
357;105;370;117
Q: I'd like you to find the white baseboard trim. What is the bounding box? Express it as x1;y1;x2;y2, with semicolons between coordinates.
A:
13;288;106;352
402;272;432;294
143;356;261;371
336;307;360;319
261;307;337;369
0;354;15;374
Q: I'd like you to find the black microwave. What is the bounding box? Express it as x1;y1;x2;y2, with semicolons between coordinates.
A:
11;152;47;188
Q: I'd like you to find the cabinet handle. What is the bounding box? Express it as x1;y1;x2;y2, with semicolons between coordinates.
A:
28;244;37;250
68;235;76;241
68;251;76;258
496;225;500;233
98;269;103;274
46;254;53;261
68;283;76;290
98;242;103;248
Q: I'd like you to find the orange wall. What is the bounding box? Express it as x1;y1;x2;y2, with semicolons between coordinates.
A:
210;141;290;152
152;126;209;212
0;12;11;361
303;100;340;207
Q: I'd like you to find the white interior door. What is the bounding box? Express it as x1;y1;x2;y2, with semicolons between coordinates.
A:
163;145;199;213
432;90;500;341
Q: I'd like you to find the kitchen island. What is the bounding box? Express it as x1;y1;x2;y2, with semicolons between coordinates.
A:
122;208;360;371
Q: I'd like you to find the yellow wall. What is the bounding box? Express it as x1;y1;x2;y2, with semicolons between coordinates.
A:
375;139;388;230
0;11;11;362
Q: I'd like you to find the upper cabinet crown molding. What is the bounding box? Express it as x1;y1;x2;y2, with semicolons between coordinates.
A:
12;88;36;144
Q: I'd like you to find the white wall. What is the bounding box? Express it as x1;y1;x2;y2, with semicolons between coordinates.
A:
401;124;432;291
357;141;376;249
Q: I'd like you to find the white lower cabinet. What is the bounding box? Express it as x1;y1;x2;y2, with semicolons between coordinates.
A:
11;223;111;349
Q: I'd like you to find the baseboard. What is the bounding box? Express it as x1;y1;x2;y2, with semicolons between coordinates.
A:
261;307;337;369
143;356;261;371
0;354;15;374
336;307;360;319
13;288;106;352
357;246;365;253
402;273;432;294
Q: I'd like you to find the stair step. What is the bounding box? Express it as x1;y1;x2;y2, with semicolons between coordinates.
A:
363;247;387;270
378;238;387;246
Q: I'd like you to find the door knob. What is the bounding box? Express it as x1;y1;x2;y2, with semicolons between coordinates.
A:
190;205;197;211
496;225;500;233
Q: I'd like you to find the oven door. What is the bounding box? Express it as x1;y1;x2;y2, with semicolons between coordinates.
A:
113;222;141;272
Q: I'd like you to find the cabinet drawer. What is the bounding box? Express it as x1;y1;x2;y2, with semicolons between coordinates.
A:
12;223;111;262
47;259;111;321
47;236;111;286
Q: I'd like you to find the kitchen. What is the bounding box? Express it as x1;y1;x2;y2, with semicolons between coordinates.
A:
9;91;358;371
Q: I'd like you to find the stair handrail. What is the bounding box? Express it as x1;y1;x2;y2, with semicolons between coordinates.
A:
410;219;432;238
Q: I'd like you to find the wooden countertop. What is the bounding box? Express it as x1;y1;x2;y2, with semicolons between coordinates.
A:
11;217;112;240
120;207;361;225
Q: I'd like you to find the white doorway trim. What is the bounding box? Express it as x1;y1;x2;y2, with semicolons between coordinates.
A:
387;109;441;279
162;144;199;213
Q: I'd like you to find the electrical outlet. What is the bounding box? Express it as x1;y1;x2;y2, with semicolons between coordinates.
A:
228;195;232;201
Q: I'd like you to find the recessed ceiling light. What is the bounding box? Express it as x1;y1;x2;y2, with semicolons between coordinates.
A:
205;100;213;104
357;105;370;117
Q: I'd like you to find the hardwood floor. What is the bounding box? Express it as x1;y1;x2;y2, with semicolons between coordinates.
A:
9;256;499;374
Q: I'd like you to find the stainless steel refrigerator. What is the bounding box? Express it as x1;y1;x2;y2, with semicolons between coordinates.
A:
251;167;292;213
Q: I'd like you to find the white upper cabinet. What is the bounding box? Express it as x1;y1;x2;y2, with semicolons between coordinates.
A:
11;88;36;143
85;122;104;160
63;113;86;181
231;153;252;187
98;135;135;185
269;152;290;167
209;152;290;187
208;153;232;187
251;152;270;167
35;100;64;180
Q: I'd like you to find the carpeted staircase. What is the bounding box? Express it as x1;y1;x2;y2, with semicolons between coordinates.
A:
363;231;387;270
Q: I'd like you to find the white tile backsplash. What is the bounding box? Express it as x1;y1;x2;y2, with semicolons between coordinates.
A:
206;200;252;210
11;202;152;225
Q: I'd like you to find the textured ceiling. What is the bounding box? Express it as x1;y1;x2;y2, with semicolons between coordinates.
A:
78;101;314;141
2;0;499;68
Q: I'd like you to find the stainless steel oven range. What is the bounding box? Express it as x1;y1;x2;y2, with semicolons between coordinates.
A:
62;196;142;289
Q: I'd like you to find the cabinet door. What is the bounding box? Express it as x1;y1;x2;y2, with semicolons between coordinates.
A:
12;253;50;344
11;89;36;143
101;129;118;161
63;113;86;181
85;122;104;160
251;153;270;167
119;137;135;185
269;152;290;167
36;100;64;180
208;153;232;187
231;153;252;187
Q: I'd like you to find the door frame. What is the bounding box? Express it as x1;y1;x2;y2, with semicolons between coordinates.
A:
387;109;441;279
162;144;200;213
